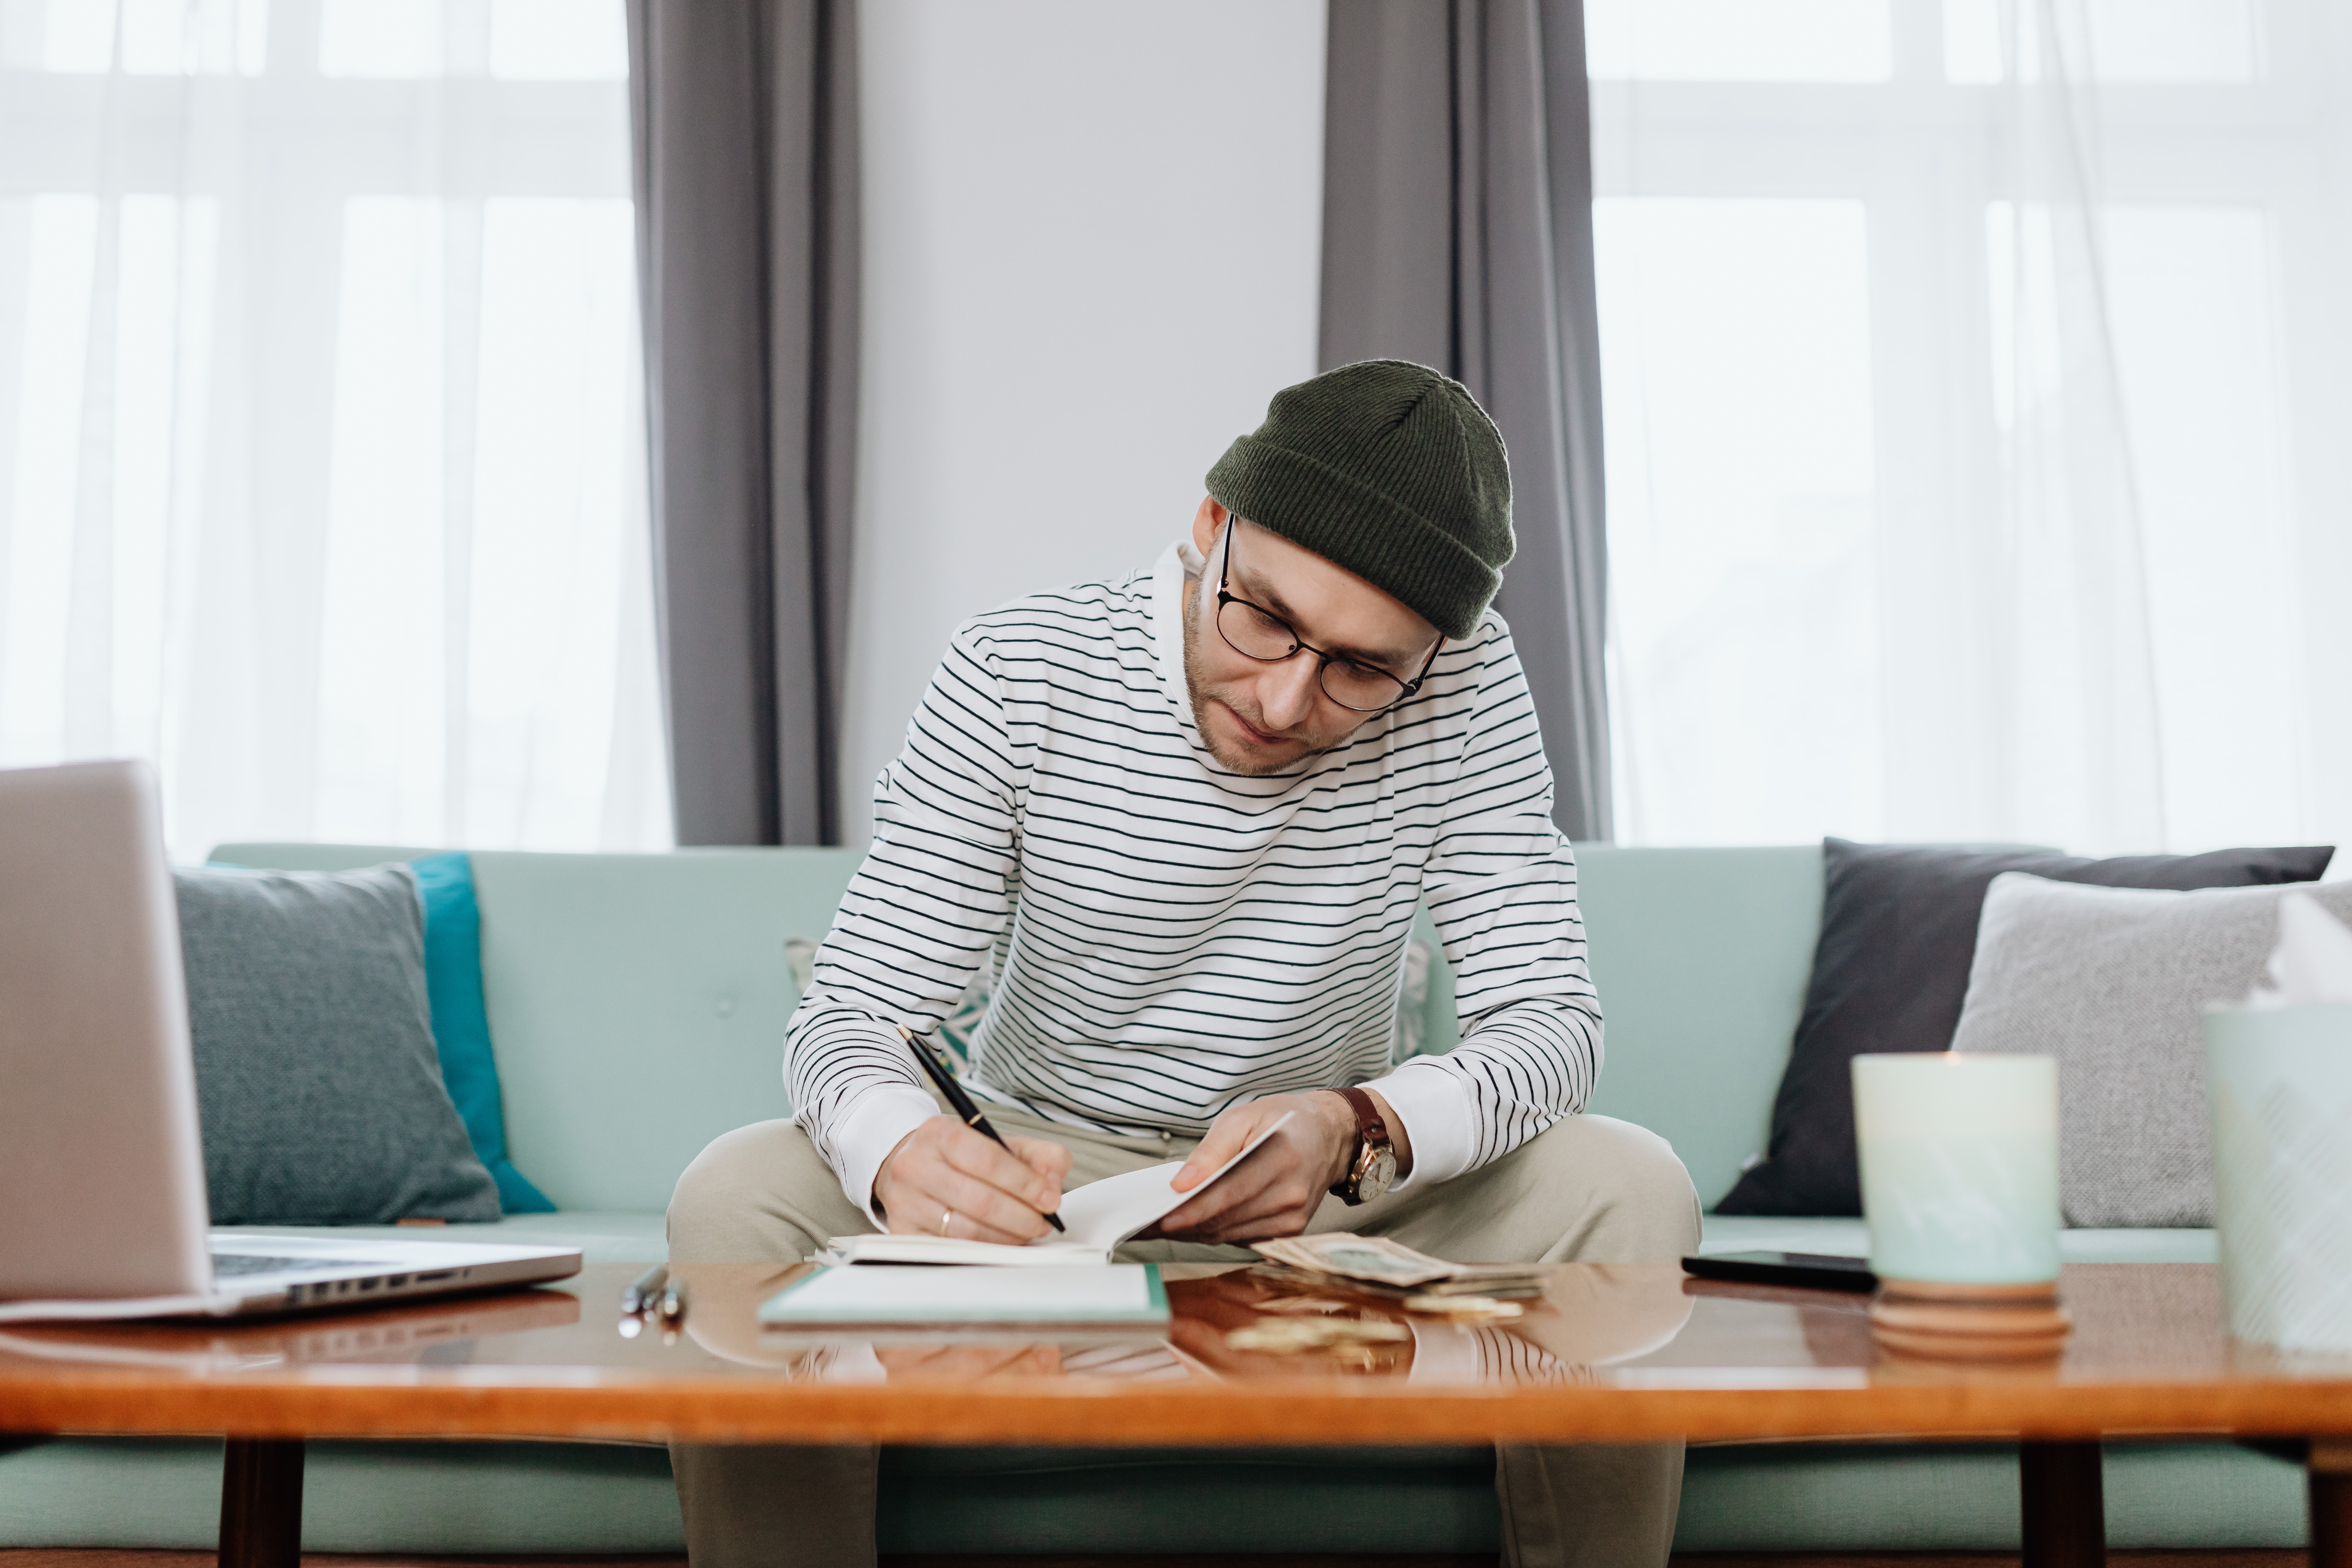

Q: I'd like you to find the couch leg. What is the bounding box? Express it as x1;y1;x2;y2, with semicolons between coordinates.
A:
218;1437;304;1568
2019;1439;2104;1568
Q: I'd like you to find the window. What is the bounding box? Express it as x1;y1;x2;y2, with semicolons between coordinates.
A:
1590;0;2345;854
0;0;667;856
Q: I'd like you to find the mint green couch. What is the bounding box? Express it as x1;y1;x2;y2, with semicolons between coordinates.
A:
0;845;2301;1556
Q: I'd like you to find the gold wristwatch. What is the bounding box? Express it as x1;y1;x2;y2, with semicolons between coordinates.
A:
1327;1085;1398;1206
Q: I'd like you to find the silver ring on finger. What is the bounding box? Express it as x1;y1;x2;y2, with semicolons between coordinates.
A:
940;1209;955;1237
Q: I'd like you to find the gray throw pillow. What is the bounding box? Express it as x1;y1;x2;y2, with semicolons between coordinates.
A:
1952;873;2352;1229
175;864;501;1225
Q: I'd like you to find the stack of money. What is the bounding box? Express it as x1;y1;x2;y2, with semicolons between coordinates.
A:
1253;1234;1547;1301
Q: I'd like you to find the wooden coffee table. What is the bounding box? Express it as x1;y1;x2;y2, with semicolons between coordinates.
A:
4;1261;2349;1568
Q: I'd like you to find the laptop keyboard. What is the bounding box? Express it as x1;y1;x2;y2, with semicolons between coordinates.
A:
212;1253;382;1277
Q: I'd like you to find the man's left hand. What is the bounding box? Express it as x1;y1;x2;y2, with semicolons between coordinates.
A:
1152;1090;1403;1244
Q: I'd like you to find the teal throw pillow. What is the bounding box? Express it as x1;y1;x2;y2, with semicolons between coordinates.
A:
409;853;556;1214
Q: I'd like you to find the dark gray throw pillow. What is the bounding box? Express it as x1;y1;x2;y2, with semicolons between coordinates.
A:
175;864;501;1225
1713;837;2335;1218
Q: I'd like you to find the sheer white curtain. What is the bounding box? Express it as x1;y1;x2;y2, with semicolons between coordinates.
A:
1589;0;2350;856
0;0;670;859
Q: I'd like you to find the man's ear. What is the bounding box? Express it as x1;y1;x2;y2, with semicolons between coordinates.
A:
1191;496;1227;559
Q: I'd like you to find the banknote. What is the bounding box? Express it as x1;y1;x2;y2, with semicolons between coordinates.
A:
1254;1233;1463;1287
1252;1262;1549;1302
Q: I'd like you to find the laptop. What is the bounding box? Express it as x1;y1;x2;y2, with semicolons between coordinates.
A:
0;760;582;1323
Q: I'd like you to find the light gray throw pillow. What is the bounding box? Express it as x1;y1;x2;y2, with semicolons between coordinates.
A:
1953;873;2352;1228
175;863;501;1225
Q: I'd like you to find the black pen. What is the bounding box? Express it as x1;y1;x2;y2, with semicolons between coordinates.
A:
897;1024;1066;1233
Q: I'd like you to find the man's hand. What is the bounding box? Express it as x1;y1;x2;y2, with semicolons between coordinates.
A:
873;1116;1072;1245
1152;1090;1410;1245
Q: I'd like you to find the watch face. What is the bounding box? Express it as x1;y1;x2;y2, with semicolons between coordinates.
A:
1358;1144;1398;1203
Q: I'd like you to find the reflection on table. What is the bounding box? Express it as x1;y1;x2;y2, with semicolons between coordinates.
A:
683;1260;1698;1388
0;1288;580;1375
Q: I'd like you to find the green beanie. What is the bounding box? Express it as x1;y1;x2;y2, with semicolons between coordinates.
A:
1204;359;1513;641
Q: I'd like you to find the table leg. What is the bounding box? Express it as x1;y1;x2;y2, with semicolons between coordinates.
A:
2019;1440;2104;1568
218;1437;304;1568
2311;1439;2352;1568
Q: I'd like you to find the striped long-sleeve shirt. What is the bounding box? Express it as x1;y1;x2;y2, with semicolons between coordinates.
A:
786;539;1603;1220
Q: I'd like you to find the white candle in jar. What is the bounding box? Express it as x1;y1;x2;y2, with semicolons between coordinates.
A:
1852;1053;2061;1285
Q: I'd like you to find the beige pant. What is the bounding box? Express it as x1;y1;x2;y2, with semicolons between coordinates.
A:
668;1104;1702;1568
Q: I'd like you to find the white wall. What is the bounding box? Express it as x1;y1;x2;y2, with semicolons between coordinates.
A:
843;0;1327;843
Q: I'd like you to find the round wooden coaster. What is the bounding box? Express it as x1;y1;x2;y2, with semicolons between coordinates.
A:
1871;1279;2072;1363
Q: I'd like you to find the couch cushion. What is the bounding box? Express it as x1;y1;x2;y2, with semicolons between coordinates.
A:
0;1435;2300;1553
0;1437;681;1552
1676;1439;2301;1552
1569;845;1827;1210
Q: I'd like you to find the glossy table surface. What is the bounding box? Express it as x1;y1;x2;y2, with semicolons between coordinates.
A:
4;1262;2351;1447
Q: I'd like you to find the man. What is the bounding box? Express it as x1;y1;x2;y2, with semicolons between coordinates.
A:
670;360;1701;1567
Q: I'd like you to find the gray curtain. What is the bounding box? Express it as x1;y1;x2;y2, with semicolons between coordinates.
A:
626;0;859;846
1321;0;1613;841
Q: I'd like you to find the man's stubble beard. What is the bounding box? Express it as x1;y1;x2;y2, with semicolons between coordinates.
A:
1181;579;1316;778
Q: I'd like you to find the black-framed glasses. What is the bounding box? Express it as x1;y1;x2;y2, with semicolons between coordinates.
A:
1213;519;1443;714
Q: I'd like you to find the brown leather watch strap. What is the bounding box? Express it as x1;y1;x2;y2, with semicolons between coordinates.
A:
1329;1085;1394;1204
1332;1085;1388;1153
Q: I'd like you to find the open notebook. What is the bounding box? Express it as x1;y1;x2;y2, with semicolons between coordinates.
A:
820;1111;1295;1267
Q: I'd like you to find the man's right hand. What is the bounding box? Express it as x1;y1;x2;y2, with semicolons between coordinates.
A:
872;1115;1071;1244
